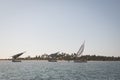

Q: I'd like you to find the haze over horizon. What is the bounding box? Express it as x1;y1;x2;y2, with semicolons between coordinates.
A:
0;0;120;59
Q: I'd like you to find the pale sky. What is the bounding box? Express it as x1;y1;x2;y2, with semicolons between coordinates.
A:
0;0;120;59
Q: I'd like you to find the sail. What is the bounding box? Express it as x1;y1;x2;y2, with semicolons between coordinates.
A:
76;42;85;56
49;52;59;58
12;51;25;59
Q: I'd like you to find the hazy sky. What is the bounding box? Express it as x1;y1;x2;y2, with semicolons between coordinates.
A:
0;0;120;58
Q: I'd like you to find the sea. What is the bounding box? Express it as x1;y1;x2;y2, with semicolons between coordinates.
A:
0;61;120;80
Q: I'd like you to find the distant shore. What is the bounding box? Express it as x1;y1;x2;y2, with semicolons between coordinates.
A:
0;59;120;61
0;55;120;61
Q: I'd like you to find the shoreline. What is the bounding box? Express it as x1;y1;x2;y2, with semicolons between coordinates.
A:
0;59;120;61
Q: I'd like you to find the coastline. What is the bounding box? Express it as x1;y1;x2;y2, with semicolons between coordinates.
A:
0;59;120;62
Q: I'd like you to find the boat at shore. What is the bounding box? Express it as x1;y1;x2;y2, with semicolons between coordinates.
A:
74;59;87;63
48;52;59;62
12;51;25;62
74;41;87;63
12;59;21;62
48;59;57;62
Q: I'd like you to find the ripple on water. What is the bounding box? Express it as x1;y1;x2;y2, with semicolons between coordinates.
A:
0;61;120;80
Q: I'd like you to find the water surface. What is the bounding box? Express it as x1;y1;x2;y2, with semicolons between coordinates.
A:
0;61;120;80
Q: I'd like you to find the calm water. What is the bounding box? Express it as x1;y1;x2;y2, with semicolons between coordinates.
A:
0;61;120;80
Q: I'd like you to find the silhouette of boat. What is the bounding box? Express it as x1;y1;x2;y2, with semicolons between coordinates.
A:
48;52;59;62
74;41;87;63
12;51;25;62
48;59;57;62
74;59;87;63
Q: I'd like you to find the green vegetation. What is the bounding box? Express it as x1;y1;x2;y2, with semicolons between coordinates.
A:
1;53;119;61
20;53;120;61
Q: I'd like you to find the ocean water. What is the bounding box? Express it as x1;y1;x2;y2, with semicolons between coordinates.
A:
0;61;120;80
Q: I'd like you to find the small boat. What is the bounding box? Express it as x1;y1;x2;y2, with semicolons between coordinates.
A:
74;41;87;63
48;59;57;62
12;51;25;62
12;59;21;62
74;59;87;63
48;52;59;62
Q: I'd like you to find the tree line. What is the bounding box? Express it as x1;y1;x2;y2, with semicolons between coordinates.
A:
19;52;120;61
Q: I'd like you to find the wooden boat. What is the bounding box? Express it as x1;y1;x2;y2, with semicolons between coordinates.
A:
74;41;87;63
48;52;59;62
12;59;21;62
74;59;87;63
48;59;57;62
12;51;25;62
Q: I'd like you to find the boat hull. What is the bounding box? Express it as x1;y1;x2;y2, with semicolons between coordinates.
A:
74;60;87;63
48;59;57;62
12;59;21;62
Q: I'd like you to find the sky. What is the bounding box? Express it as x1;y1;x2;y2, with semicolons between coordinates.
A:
0;0;120;59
